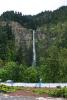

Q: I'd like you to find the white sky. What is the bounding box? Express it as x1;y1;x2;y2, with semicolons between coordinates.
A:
0;0;67;15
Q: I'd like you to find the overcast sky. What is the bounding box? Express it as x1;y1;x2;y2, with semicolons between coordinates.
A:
0;0;67;15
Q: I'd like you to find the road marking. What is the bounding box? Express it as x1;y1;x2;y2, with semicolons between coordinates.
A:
3;94;8;96
36;97;47;100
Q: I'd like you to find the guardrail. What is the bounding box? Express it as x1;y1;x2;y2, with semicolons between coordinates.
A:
0;83;67;88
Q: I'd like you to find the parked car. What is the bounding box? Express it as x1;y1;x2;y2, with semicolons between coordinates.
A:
6;80;13;83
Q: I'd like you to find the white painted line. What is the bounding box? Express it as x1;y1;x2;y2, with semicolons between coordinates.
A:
36;97;47;100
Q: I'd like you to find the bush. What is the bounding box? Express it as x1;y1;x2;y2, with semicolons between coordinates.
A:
49;87;67;98
33;89;47;94
0;84;23;93
56;86;61;88
63;87;67;98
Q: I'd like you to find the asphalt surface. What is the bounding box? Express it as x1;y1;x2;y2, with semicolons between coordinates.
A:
0;94;66;100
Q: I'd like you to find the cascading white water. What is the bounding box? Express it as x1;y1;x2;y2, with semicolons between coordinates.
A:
32;30;36;66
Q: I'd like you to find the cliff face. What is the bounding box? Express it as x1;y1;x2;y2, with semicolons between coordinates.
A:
10;22;33;65
0;21;48;65
0;21;32;48
0;21;33;65
0;20;67;65
11;22;32;49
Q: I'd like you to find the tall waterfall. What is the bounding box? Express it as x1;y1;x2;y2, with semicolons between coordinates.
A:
32;30;36;66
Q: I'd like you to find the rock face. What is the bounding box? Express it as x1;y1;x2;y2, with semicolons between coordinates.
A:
0;21;52;65
0;21;33;65
10;22;33;49
10;21;48;65
10;22;33;65
0;21;33;49
0;21;66;65
0;21;47;49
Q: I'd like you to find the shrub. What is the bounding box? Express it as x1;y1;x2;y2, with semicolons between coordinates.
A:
56;86;61;88
0;84;23;93
49;87;67;98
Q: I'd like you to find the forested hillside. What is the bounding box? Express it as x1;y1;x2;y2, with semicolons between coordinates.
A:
0;6;67;82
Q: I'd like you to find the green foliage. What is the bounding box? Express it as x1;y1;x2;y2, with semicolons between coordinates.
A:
0;62;26;82
0;84;67;98
0;62;38;82
0;6;67;29
24;67;38;82
0;6;67;82
0;84;23;93
32;87;67;98
49;87;67;98
0;68;8;81
0;59;4;67
0;24;15;61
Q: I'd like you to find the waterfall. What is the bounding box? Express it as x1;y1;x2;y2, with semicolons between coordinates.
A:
32;30;36;66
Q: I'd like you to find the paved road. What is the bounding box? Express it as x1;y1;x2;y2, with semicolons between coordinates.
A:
0;94;66;100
